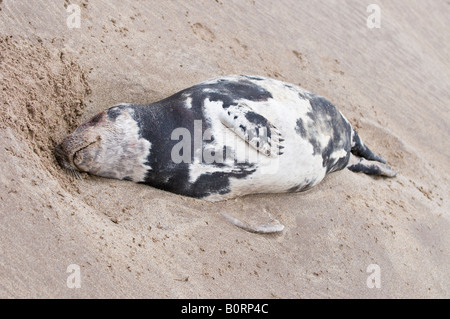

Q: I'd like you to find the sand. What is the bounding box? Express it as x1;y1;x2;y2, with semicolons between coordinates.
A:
0;0;448;298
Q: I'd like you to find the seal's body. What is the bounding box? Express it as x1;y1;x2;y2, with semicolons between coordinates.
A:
55;75;396;201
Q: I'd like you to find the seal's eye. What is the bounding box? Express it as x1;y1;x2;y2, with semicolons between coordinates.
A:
87;112;104;125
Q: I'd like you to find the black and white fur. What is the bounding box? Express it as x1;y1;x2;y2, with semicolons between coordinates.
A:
55;75;396;203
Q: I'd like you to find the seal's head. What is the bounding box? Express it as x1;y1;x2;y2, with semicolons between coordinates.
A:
55;105;152;182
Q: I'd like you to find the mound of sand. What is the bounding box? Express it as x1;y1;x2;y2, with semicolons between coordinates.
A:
0;0;448;298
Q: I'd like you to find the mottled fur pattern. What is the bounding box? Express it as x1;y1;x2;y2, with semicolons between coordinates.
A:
55;75;396;202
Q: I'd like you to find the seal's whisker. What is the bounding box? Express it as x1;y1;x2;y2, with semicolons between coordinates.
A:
66;168;82;180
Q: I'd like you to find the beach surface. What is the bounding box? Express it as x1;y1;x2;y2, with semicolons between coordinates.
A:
0;0;448;298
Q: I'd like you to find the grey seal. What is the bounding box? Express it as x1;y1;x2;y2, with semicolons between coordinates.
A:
55;75;396;203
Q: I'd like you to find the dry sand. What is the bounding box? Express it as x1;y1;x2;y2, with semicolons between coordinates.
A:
0;0;449;298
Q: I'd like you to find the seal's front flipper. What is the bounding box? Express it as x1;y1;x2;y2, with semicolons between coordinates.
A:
219;102;284;157
348;157;397;177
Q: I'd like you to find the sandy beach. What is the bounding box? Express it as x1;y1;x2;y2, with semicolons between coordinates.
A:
0;0;448;298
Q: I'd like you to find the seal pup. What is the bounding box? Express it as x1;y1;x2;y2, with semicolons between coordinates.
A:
55;75;396;229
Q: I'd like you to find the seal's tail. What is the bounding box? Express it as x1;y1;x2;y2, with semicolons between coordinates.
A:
348;128;397;177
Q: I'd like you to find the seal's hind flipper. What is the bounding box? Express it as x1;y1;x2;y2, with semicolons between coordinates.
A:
351;128;386;163
219;102;284;157
348;158;397;177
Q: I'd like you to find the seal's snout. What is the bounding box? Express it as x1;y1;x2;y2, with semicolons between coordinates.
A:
54;137;84;179
55;131;102;173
